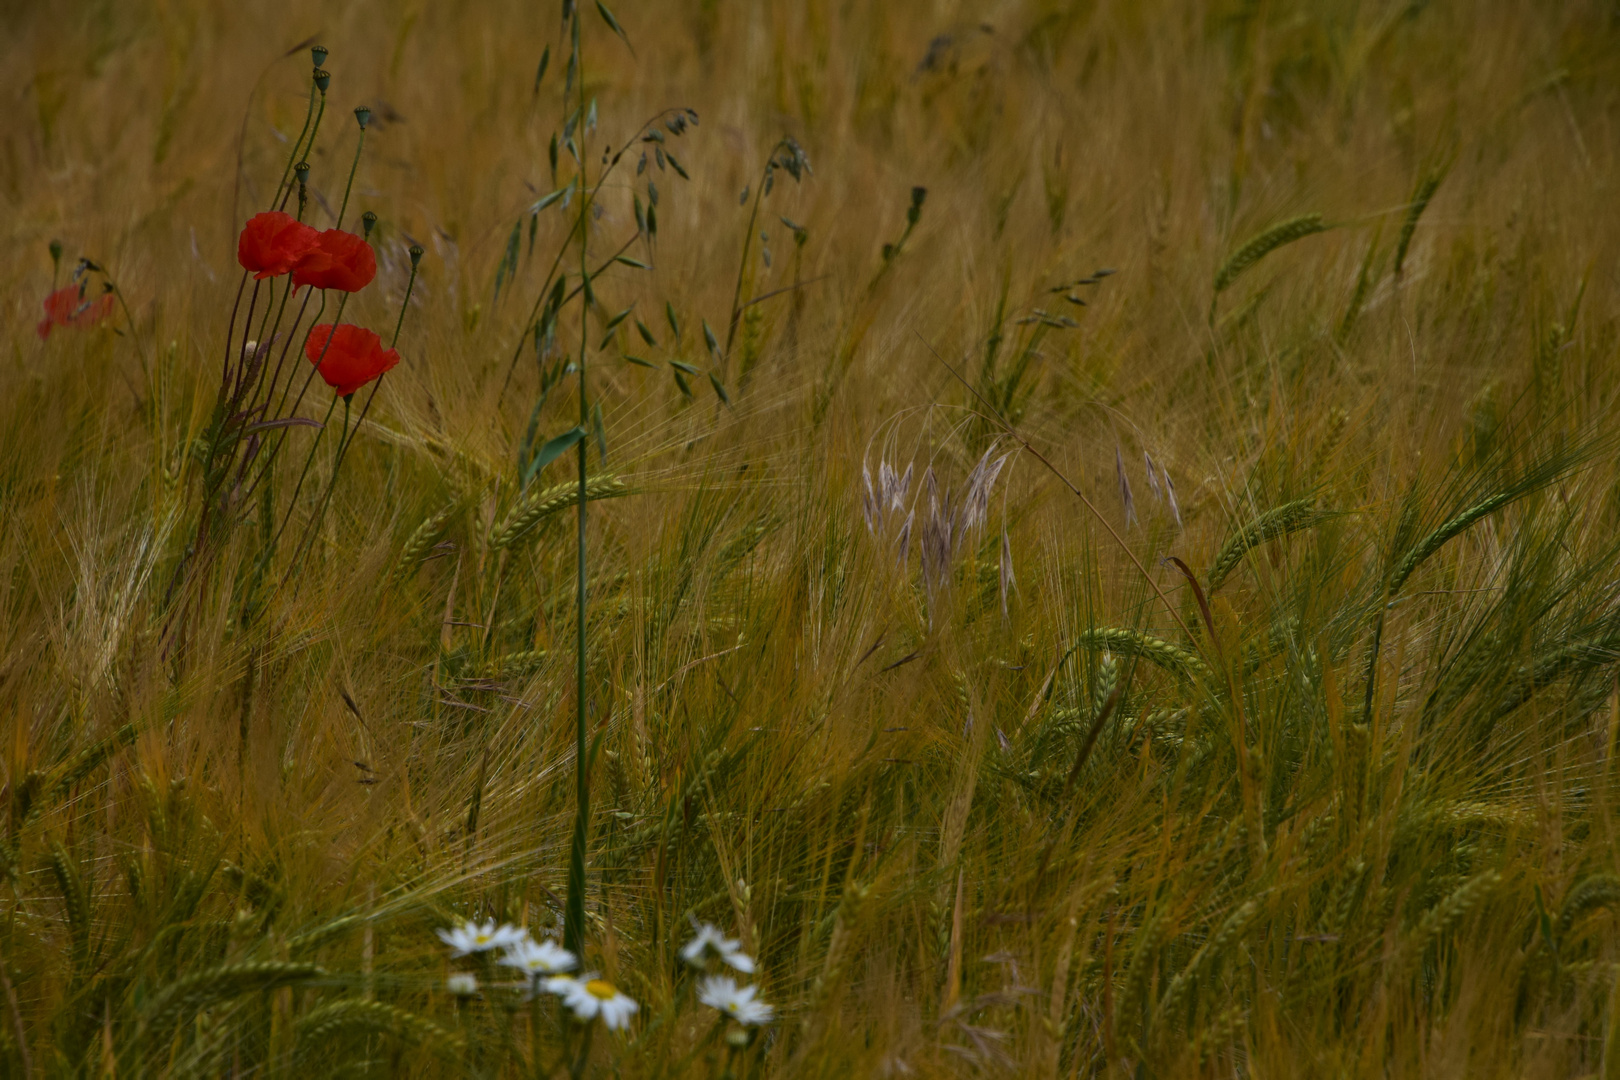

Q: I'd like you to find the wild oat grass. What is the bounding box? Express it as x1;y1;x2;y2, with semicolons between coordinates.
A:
5;1;1620;1076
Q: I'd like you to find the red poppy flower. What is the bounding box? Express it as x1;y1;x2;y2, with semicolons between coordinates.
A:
237;211;321;279
36;285;115;339
305;323;399;397
291;229;377;293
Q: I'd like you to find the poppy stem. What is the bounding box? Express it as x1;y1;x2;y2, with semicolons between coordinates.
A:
270;394;340;558
273;77;320;213
336;128;366;231
390;260;421;350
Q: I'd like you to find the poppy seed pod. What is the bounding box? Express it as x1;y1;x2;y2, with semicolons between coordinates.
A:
361;211;377;241
311;45;328;69
354;105;371;130
294;161;311;183
313;69;330;93
48;239;62;267
409;244;424;269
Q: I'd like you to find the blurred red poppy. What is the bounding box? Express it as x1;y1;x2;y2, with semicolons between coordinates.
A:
36;285;114;339
292;229;376;293
305;323;399;398
238;212;320;279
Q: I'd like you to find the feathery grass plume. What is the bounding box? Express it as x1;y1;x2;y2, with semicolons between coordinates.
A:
1394;170;1445;276
1115;445;1136;527
1069;627;1211;682
1212;213;1327;296
293;1000;465;1064
1207;499;1330;590
489;474;629;549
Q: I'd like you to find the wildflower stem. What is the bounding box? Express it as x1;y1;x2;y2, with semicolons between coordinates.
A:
565;15;591;965
390;258;420;349
569;1021;594;1080
722;148;782;369
336;128;366;230
277;92;327;215
270;394;339;557
273;76;319;212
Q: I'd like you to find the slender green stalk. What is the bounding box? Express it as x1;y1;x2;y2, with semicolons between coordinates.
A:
269;394;339;555
565;11;591;964
336;124;366;230
272;77;319;212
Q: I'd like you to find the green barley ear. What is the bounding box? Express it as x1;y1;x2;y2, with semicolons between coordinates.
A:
1394;170;1445;275
1557;875;1620;937
389;501;458;583
1212;213;1327;319
490;474;629;549
1072;627;1211;683
1207;499;1331;590
294;1000;465;1066
47;840;90;973
141;962;325;1040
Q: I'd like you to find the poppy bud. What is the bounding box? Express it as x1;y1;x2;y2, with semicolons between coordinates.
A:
409;244;424;269
313;69;331;93
361;211;377;240
294;161;311;184
311;45;328;69
48;239;62;270
354;105;372;130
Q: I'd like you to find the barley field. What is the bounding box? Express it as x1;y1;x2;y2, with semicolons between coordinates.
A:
4;1;1620;1076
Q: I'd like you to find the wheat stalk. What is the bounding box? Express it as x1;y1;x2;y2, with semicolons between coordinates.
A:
1207;499;1329;590
1213;214;1327;296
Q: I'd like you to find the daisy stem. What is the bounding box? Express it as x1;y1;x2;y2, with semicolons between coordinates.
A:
564;5;592;966
569;1022;594;1080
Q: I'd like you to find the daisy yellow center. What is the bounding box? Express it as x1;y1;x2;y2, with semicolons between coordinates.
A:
474;934;492;944
585;979;617;1000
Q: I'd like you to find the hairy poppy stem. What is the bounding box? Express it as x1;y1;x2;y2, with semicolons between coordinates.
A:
272;77;319;213
270;394;340;559
335;128;366;231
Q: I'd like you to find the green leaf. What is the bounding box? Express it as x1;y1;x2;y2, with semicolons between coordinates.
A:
665;151;690;180
669;360;700;375
665;301;680;339
702;319;719;356
635;319;657;347
622;355;657;368
523;427;587;486
709;372;730;406
614;255;651;270
672;368;693;398
603;306;634;334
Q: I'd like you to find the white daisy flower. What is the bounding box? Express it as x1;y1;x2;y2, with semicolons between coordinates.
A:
698;975;774;1026
554;974;639;1030
436;919;525;957
446;972;479;996
498;936;577;980
680;922;755;973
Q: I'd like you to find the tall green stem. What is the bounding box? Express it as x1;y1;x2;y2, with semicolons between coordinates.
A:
336;126;366;230
564;17;591;963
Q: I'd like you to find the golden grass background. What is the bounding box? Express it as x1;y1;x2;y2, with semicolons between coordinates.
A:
4;0;1620;1075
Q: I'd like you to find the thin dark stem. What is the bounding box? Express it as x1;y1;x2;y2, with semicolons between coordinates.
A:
272;79;318;212
723;151;782;367
270;394;340;557
336;128;366;229
565;27;592;966
277;94;328;214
